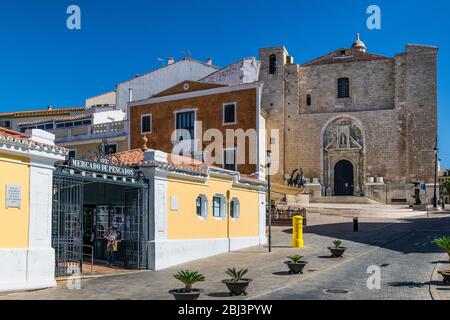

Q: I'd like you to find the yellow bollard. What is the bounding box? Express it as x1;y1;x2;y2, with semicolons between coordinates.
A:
292;216;304;248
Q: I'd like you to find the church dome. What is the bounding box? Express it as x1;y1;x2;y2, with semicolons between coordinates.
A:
352;33;367;52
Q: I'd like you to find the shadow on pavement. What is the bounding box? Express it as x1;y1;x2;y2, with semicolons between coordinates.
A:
281;216;450;255
208;292;232;298
272;271;293;276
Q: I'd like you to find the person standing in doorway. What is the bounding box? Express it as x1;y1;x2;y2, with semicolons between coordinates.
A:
105;225;119;267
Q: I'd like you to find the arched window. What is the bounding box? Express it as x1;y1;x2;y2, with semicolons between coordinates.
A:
306;94;312;106
230;198;240;219
196;195;208;218
269;54;277;74
337;77;350;98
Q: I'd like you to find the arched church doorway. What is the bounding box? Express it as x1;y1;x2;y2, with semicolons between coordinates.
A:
334;160;354;196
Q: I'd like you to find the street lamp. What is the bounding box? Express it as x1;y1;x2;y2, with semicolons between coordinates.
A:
433;140;439;208
266;150;272;253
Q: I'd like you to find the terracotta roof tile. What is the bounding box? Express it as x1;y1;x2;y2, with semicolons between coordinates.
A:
17;113;92;126
0;127;67;154
0;106;86;118
0;127;26;138
111;149;265;186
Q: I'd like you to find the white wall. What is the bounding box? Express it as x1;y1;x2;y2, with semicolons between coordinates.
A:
117;59;218;111
0;131;66;293
201;58;260;86
85;90;116;108
92;110;127;124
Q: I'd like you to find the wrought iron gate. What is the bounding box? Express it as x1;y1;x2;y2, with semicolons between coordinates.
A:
52;175;84;277
124;188;149;269
52;169;149;276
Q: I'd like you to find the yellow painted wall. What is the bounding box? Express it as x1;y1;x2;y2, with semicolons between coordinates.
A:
0;153;30;248
167;175;260;240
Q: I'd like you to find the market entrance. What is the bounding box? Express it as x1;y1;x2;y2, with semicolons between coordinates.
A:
52;158;149;277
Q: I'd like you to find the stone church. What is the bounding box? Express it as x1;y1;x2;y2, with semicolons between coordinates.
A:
259;35;438;205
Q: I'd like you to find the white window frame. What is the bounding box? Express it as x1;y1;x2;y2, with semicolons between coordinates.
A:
141;113;152;134
174;108;197;140
223;102;237;126
223;148;237;172
230;197;240;220
196;195;208;219
212;194;226;219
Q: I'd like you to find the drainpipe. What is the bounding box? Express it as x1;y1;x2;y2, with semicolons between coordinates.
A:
227;190;231;252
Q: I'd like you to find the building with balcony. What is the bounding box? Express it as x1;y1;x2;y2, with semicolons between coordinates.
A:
16;110;127;158
0;106;86;132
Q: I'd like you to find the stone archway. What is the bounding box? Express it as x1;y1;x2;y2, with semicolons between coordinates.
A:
322;116;365;196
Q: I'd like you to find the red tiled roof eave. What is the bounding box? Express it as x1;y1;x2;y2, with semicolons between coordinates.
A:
0;106;86;118
17;113;92;126
0;127;67;153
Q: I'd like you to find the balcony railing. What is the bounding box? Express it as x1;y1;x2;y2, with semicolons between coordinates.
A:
52;121;127;143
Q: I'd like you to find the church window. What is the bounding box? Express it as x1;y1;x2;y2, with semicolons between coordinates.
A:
338;77;350;98
269;54;277;74
306;94;312;106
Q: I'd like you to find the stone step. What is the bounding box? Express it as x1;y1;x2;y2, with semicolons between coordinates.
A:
311;196;378;205
304;206;421;219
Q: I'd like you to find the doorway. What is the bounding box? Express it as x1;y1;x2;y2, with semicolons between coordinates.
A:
334;160;354;196
52;172;148;277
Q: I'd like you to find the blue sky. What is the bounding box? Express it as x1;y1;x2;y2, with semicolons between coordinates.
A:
0;0;449;166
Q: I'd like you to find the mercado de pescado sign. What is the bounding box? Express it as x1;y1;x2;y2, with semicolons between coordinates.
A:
70;158;136;177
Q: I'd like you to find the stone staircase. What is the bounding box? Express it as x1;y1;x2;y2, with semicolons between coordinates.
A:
311;196;378;205
304;196;424;219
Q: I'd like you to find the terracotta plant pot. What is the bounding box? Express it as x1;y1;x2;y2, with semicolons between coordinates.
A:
169;288;203;300
285;261;308;274
222;279;253;296
328;247;347;258
437;270;450;283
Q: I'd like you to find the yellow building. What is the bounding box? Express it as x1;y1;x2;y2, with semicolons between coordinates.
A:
113;149;267;269
0;128;66;293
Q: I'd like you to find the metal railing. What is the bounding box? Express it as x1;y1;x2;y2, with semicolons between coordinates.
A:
82;245;94;274
268;204;307;226
52;121;127;142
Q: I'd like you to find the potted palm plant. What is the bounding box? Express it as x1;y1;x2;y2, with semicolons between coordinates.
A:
222;268;252;296
433;236;450;283
433;236;450;261
285;255;308;274
328;240;346;258
169;270;205;300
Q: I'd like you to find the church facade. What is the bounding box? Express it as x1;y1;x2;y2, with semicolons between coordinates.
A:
259;35;438;204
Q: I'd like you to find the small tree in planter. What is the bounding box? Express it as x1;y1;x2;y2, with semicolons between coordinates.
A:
433;236;450;283
222;268;253;296
328;240;347;258
285;255;308;274
433;236;450;261
169;270;205;300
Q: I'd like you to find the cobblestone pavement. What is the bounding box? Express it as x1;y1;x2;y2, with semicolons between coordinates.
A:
1;213;449;300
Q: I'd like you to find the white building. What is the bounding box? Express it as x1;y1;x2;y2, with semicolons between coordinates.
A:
114;58;219;111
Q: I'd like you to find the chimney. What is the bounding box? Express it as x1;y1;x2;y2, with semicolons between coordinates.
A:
206;57;213;65
26;129;56;146
128;88;133;103
143;149;168;163
167;57;175;65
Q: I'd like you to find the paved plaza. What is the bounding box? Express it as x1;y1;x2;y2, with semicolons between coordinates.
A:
1;212;449;300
